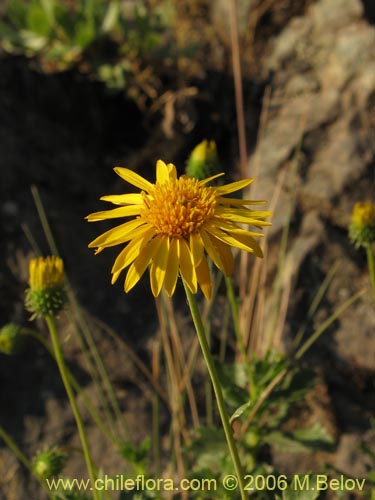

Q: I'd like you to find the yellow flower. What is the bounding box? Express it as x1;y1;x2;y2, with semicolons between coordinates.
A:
351;200;375;228
25;256;67;318
87;160;271;299
349;200;375;248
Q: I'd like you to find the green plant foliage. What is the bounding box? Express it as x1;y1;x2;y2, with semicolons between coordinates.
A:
0;0;180;100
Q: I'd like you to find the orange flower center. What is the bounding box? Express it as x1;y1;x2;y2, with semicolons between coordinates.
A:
141;177;217;237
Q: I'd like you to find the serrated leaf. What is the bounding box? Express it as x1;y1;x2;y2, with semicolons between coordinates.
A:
265;422;334;453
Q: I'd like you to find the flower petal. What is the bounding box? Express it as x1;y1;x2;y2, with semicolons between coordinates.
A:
88;219;146;248
190;232;204;266
124;236;163;292
156;160;170;184
208;218;265;237
166;163;177;181
208;225;263;258
111;226;156;278
179;238;197;293
114;167;154;192
195;255;212;299
164;238;179;297
198;172;225;185
100;193;143;205
200;230;233;275
217;196;267;206
215;178;254;195
150;236;170;296
86;205;142;221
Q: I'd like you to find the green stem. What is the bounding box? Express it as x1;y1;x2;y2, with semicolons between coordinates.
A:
366;244;375;301
45;315;99;500
225;275;256;401
182;281;247;500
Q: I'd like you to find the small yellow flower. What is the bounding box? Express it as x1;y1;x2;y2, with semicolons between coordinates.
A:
351;201;375;227
25;256;67;318
349;200;375;248
0;323;23;355
87;160;271;299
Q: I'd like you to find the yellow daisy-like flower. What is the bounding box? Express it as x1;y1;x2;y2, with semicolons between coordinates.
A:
87;160;271;299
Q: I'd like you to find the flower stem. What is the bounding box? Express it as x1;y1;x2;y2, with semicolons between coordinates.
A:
45;315;98;500
366;244;375;301
182;281;247;500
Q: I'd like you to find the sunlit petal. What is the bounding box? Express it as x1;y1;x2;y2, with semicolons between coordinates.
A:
164;238;179;297
150;236;169;297
179;238;197;293
100;193;143;205
215;178;254;195
114;167;154;192
86;205;142;222
125;236;163;292
195;255;212;299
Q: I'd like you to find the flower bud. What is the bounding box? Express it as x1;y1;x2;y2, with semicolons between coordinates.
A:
185;140;220;180
0;323;23;354
33;447;66;480
349;200;375;248
25;256;67;319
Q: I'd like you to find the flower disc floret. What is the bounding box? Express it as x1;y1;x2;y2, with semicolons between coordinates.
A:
141;177;217;238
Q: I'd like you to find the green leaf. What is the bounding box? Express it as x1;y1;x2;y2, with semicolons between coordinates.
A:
282;476;320;500
229;400;251;424
74;20;95;48
265;422;334;453
102;0;120;33
26;3;52;37
40;0;55;26
6;0;28;28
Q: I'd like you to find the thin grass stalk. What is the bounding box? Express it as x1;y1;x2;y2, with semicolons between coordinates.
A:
31;185;125;438
45;315;98;500
292;262;339;350
164;295;200;429
68;298;128;440
154;298;187;484
23;329;117;446
295;290;365;360
151;339;161;476
94;318;169;407
0;427;56;500
225;275;256;400
182;281;247;500
366;245;375;301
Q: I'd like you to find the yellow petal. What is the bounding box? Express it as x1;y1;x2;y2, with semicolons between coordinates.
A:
179;238;197;293
88;219;146;248
166;163;177;181
217;196;266;206
164;238;179;296
111;226;156;276
150;236;169;296
100;193;143;205
190;232;204;266
209;218;265;237
156;160;169;184
200;230;231;274
114;167;154;192
124;236;163;292
215;178;254;195
198;172;225;185
208;225;263;258
195;255;212;299
86;205;142;221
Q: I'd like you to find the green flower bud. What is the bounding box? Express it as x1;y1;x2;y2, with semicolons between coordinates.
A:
0;323;23;355
25;256;67;319
349;200;375;248
33;447;66;480
186;140;220;180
